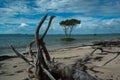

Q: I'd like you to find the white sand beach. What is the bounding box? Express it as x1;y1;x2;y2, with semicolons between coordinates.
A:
0;45;120;80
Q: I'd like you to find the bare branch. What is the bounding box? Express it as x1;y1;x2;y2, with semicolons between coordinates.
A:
36;13;48;43
102;53;120;66
41;16;55;39
35;14;49;80
90;47;103;56
42;67;56;80
35;13;48;47
27;65;35;80
11;45;34;66
28;39;36;57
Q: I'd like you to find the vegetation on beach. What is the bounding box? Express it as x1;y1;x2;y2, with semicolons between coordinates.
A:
59;19;81;41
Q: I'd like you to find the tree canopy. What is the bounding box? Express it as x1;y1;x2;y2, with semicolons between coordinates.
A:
60;19;80;26
59;19;81;41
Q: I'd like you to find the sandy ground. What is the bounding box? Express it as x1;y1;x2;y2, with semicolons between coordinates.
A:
0;46;120;80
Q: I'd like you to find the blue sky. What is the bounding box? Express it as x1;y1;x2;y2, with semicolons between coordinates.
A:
0;0;120;34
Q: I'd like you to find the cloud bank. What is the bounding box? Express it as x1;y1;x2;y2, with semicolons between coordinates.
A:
0;0;120;34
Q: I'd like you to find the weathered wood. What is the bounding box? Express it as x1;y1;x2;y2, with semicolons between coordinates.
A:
11;45;34;66
27;39;36;58
49;62;99;80
40;16;55;62
35;14;57;80
42;67;56;80
27;65;34;80
90;47;103;56
93;40;120;47
35;14;48;80
91;47;120;66
103;52;120;66
27;16;55;62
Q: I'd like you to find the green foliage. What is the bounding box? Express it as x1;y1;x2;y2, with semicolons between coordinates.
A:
60;19;81;27
61;37;75;41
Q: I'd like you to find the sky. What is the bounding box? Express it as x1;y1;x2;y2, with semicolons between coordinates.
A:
0;0;120;34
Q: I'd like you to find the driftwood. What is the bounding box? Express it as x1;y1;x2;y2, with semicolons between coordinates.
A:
11;14;120;80
89;47;120;66
93;40;120;47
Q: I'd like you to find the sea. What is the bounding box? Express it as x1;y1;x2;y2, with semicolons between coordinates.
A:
0;34;120;56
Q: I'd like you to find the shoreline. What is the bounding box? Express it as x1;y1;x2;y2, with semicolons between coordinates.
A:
0;39;120;60
0;44;94;61
1;39;120;54
0;44;94;56
0;34;120;56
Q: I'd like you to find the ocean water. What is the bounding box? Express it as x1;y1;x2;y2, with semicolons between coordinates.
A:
0;34;120;55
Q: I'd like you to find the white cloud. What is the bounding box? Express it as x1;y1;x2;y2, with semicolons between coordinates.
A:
58;15;120;29
1;0;120;18
34;0;120;16
101;18;120;28
20;23;28;28
0;15;120;34
4;0;30;13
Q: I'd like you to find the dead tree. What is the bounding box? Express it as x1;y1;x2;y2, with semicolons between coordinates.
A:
11;14;103;80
